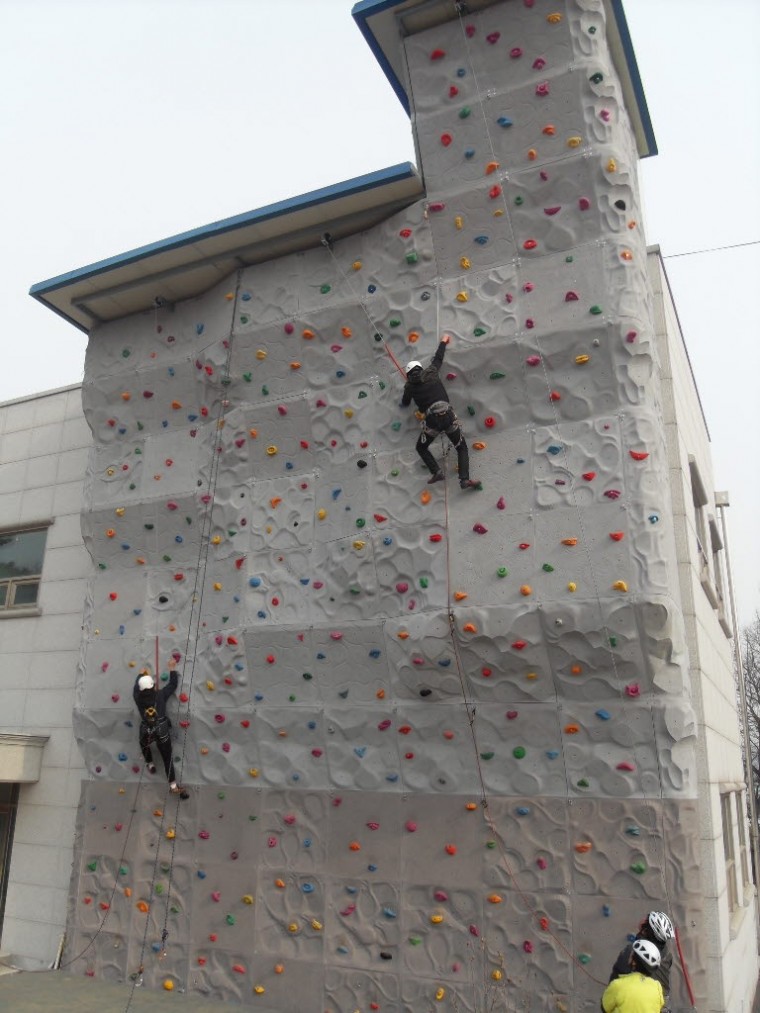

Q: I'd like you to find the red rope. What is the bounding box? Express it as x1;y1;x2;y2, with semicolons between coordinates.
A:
674;924;697;1008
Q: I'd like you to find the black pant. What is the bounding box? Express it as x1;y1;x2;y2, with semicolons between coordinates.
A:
415;424;470;481
139;718;176;783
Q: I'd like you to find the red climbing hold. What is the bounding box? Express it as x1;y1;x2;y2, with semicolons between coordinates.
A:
430;48;446;60
629;450;649;461
511;640;527;650
472;523;488;534
609;532;624;541
441;133;453;147
429;533;443;542
374;513;388;523
582;471;596;481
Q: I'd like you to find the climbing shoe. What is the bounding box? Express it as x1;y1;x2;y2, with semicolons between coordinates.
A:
147;763;157;775
460;479;480;490
427;472;444;484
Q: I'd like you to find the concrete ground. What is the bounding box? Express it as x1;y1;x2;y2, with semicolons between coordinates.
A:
0;969;226;1012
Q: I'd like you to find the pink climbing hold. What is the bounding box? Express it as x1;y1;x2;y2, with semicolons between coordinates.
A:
316;399;327;408
378;719;392;731
616;761;636;771
473;523;488;534
434;890;449;902
625;683;641;698
565;291;579;301
510;46;523;58
544;206;561;216
214;714;225;723
626;330;637;342
536;82;550;96
412;656;424;666
532;56;545;69
166;501;178;511
523;940;534;953
536;857;548;869
330;631;344;640
469;925;480;937
284;323;294;334
486;31;501;44
578;197;591;211
526;355;541;366
604;489;621;500
496;496;506;510
446;372;457;380
222;742;230;753
277;405;287;416
267;836;277;848
405;821;417;833
312;748;323;757
283;814;296;825
465;24;476;38
366;822;380;831
198;830;210;840
211;891;221;902
111;693;120;703
341;904;356;917
428;202;446;212
396;582;409;594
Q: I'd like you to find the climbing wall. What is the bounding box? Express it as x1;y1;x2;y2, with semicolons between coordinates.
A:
67;1;705;1010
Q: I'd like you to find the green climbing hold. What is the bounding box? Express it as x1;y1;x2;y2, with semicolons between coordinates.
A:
589;305;603;315
170;905;180;914
565;255;574;263
391;422;402;431
356;518;366;528
497;567;508;578
98;563;107;570
119;866;128;876
240;314;250;325
221;377;231;386
489;372;506;380
87;861;97;872
129;483;136;490
162;555;171;563
409;936;422;946
358;391;368;399
289;694;296;702
480;751;495;760
459;106;471;119
513;746;526;759
243;372;252;382
155;884;164;895
419;577;429;589
578;953;591;965
379;381;386;390
320;284;331;294
121;349;130;358
514;195;524;205
589;25;596;33
577;778;590;788
630;862;647;875
486;840;497;849
217;791;225;800
249;815;257;821
473;327;486;336
405;252;418;264
609;636;617;647
226;914;235;925
542;563;554;572
302;672;313;681
136;421;144;431
349;587;361;596
467;406;476;416
262;385;269;395
589;72;603;84
389;318;401;328
390;468;399;476
134;447;142;455
144;523;154;530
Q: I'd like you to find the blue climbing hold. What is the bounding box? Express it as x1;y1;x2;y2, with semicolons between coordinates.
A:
332;489;342;500
546;750;560;760
250;577;261;587
516;806;531;816
547;445;562;455
464;148;475;159
497;116;513;128
118;752;127;761
354;747;367;758
595;709;611;720
369;649;381;658
473;236;489;245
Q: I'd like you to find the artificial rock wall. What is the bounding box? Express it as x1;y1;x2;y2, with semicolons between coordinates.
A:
67;1;705;1010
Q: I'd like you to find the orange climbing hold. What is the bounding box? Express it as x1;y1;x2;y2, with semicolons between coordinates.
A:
561;537;578;546
420;490;431;505
454;591;468;601
462;623;477;633
574;841;593;853
485;160;500;174
564;724;580;734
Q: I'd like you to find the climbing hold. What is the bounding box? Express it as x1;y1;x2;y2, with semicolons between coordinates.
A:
519;585;532;596
612;580;628;592
472;523;488;535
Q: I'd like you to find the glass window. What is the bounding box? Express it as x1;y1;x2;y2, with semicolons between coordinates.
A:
0;528;48;611
721;792;739;912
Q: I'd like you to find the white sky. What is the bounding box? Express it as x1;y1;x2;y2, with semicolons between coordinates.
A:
1;0;758;623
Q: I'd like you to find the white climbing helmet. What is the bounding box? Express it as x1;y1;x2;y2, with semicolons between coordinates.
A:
632;939;661;969
647;911;674;942
405;360;423;375
137;674;154;692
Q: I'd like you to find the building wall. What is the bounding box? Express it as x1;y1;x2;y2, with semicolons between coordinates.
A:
649;249;759;1012
0;385;90;961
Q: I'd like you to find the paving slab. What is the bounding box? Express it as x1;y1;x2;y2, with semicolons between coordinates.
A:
0;970;226;1012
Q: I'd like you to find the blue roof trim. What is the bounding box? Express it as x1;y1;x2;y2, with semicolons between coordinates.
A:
30;161;418;298
609;0;657;157
352;0;410;115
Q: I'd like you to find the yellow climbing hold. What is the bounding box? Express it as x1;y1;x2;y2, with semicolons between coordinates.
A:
460;256;471;270
224;292;234;301
249;768;259;778
242;894;254;905
612;580;628;592
575;354;590;365
287;922;299;934
567;582;577;592
253;985;266;995
106;467;115;476
491;969;503;981
311;919;323;931
351;261;362;272
430;913;444;924
435;988;446;1001
526;671;538;680
527;148;538;161
344;408;354;419
115;507;125;517
266;446;278;456
317;509;327;521
567;136;582;148
255;349;267;360
200;746;209;755
212;582;222;591
163;979;174;991
166;828;176;840
455;215;464;230
353;540;366;550
547;12;563;23
493;209;504;217
607;158;617;173
456;291;469;303
211;534;222;544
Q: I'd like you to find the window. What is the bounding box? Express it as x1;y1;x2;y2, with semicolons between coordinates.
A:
721;791;739;912
735;791;751;888
689;458;709;571
0;527;48;611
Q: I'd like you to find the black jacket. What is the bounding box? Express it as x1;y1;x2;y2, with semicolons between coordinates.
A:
609;942;672;993
133;670;178;723
401;342;449;413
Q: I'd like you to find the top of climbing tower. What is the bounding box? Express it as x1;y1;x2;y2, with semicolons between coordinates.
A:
352;0;656;158
29;162;422;334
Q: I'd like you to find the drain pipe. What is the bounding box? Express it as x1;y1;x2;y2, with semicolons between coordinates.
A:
716;492;760;929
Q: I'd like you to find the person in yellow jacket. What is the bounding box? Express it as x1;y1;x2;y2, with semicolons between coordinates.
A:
601;939;665;1012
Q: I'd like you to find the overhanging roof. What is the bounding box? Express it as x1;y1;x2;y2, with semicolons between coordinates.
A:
30;162;423;334
352;0;656;158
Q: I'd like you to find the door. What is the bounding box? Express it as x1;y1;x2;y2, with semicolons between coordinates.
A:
0;784;19;943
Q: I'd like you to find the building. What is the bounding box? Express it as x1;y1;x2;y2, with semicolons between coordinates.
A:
0;1;756;1009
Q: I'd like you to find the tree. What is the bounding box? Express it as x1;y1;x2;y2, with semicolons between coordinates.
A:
741;613;760;820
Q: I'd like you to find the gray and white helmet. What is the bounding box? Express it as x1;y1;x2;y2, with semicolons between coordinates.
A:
647;911;674;942
632;939;662;969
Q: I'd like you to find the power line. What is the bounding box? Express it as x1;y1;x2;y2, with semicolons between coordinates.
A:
664;239;760;259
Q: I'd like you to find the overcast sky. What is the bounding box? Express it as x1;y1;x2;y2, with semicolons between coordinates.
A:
1;0;758;623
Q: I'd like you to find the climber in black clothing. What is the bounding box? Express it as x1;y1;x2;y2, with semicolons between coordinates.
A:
133;654;188;798
401;336;479;489
608;910;674;1010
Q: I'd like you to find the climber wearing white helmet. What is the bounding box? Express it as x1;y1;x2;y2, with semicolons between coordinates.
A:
133;654;188;799
601;938;665;1012
401;336;479;490
608;911;674;1011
